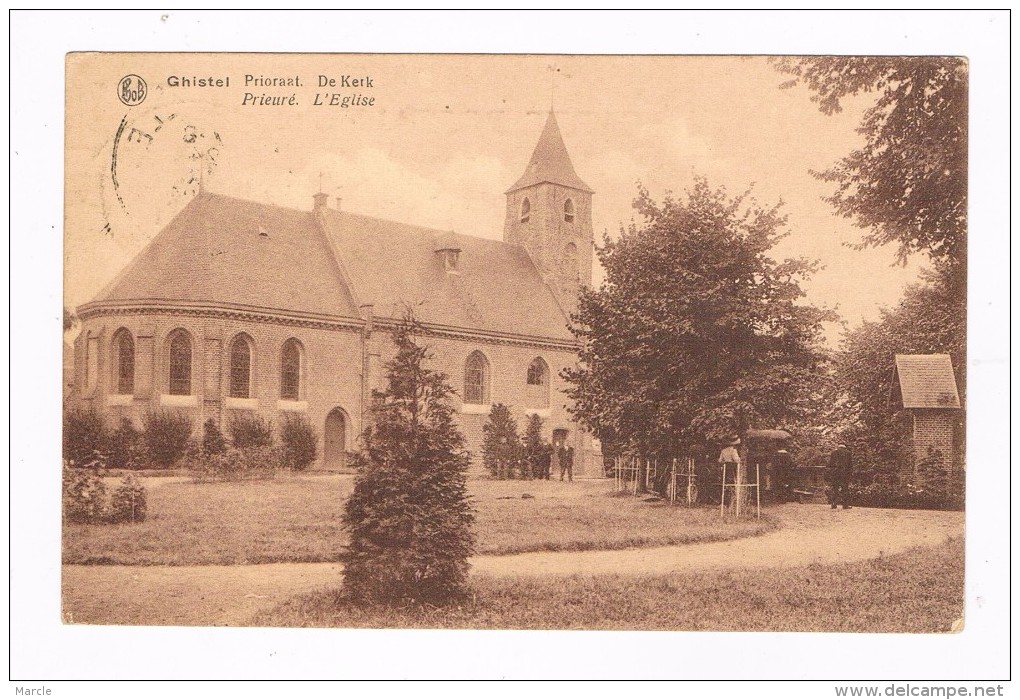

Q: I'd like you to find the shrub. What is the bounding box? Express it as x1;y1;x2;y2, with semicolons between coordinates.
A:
849;473;964;511
202;418;228;456
108;418;144;470
481;404;522;479
190;446;281;482
342;318;475;606
280;414;319;471
108;475;148;523
229;413;274;450
142;410;193;468
62;463;108;524
63;407;108;465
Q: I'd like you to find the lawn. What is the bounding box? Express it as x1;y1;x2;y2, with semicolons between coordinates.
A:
250;537;965;633
62;474;776;565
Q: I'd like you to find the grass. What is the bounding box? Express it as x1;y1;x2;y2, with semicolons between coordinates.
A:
62;475;776;565
250;537;965;633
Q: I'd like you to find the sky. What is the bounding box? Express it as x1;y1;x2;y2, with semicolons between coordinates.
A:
65;53;930;344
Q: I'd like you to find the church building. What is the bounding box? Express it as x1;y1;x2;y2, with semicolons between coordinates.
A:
71;111;602;475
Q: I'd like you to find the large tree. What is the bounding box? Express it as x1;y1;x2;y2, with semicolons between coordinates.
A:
341;318;475;606
773;57;968;478
564;178;834;457
771;56;968;274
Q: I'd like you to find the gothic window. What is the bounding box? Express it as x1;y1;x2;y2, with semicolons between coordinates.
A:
464;351;490;405
280;338;304;401
167;329;192;396
229;334;254;399
113;328;135;395
527;357;547;386
564;198;575;223
526;357;550;409
520;198;531;224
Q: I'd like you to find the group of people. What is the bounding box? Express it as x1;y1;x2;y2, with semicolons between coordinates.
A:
717;438;854;509
526;443;576;481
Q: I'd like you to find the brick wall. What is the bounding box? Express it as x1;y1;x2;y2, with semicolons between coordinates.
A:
73;310;601;476
912;410;956;473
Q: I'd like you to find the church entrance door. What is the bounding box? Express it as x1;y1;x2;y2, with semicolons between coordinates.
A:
324;407;348;471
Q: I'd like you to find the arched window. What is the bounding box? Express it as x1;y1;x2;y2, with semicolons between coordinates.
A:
229;334;254;399
113;328;135;395
167;329;192;396
280;338;304;401
520;198;531;224
527;357;547;386
563;198;575;223
464;351;490;405
526;357;550;409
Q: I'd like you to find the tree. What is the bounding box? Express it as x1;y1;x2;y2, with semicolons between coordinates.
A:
771;57;967;274
481;403;522;479
340;317;475;606
521;413;548;479
772;57;968;483
563;178;834;458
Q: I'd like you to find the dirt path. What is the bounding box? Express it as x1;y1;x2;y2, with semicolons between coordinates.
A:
62;504;963;627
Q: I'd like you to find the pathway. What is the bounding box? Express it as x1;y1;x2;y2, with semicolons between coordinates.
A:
61;504;963;627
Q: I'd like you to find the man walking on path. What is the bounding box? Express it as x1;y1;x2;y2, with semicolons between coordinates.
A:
828;443;853;509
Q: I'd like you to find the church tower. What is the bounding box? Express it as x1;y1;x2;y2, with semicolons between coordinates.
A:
504;110;594;317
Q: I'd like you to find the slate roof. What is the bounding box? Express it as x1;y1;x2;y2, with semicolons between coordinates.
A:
892;354;961;409
96;192;359;318
92;191;573;342
506;110;593;194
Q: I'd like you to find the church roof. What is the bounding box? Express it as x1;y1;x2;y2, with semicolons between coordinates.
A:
506;111;593;194
92;191;573;343
892;354;961;409
95;192;360;317
318;209;572;341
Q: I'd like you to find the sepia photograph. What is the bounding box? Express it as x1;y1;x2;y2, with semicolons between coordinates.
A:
61;51;967;632
9;9;1010;686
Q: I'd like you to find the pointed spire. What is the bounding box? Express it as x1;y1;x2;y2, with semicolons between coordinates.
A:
506;110;593;194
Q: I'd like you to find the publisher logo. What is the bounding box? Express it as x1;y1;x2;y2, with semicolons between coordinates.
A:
118;74;147;106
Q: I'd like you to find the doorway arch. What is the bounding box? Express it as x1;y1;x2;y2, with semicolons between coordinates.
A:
324;407;350;470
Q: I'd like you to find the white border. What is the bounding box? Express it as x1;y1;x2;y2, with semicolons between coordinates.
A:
9;9;1011;685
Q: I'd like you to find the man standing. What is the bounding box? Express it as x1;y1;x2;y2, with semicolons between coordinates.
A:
718;438;743;509
558;443;575;482
828;443;853;510
539;442;553;480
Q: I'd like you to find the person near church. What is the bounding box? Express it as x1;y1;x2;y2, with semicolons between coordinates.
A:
827;443;853;510
540;443;553;480
558;443;575;482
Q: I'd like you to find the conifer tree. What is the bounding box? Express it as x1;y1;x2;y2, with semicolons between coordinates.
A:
481;404;522;479
341;317;475;606
522;413;547;480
